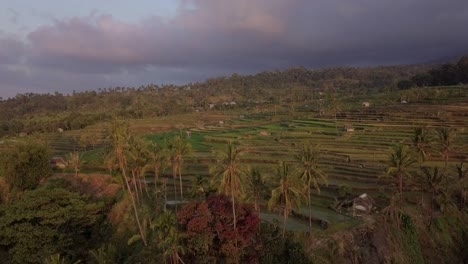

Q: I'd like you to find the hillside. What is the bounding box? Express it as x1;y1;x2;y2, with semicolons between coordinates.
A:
0;63;467;263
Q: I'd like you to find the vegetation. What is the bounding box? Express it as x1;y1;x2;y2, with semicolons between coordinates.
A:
386;144;417;205
0;60;467;263
0;187;107;264
399;56;468;88
268;161;305;237
0;142;51;191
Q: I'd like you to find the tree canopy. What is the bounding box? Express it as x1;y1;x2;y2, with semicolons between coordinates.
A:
0;187;108;264
0;142;52;191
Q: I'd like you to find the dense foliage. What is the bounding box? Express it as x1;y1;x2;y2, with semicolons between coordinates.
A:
177;195;261;264
0;187;108;264
398;56;468;88
0;142;52;191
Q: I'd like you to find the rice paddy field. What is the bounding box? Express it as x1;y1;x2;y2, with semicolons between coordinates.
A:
6;86;467;234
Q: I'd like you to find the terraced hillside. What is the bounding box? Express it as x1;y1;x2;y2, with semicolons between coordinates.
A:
11;85;467;233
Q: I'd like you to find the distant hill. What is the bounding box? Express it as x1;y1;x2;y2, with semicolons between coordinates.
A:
0;60;452;137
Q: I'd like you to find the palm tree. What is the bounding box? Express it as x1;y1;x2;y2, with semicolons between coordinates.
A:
268;161;304;237
168;135;192;201
436;127;456;169
211;141;246;230
244;168;268;215
148;142;167;189
386;144;416;206
152;211;185;264
103;151;118;176
66;151;83;177
109;118;147;246
295;144;328;229
412;127;432;167
455;161;468;208
416;166;445;226
127;137;151;200
326;91;341;135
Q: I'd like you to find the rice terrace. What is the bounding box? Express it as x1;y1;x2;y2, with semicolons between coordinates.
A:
1;64;467;263
1;1;468;262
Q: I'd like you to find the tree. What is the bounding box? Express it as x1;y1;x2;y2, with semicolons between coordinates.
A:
386;144;416;206
0;141;52;191
148;142;167;190
268;161;304;237
178;195;260;264
66;151;83;177
0;188;106;264
454;161;468;209
326;91;341;135
416;166;445;226
211;141;246;231
126;137;151;201
103;151;117;176
244;168;268;215
168;135;192;201
109;118;147;246
412;127;431;167
152;211;185;264
436;127;456;169
295;144;327;229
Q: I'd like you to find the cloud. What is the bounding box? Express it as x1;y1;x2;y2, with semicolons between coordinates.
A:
1;0;468;97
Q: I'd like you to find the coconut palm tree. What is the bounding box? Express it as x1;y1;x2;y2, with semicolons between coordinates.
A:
109;118;147;246
127;137;151;200
412;126;432;167
455;161;468;208
295;144;328;229
244;168;268;215
416;166;445;226
386;144;416;206
168;135;192;201
103;151;118;176
436;127;456;169
268;161;305;237
148;142;167;189
211;141;246;230
66;151;83;177
152;211;185;264
326;91;341;136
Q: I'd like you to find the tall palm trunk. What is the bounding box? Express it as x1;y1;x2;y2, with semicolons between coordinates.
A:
154;166;159;189
231;187;237;230
334;112;338;136
178;159;184;200
429;188;435;229
282;205;287;238
307;187;312;229
172;160;178;209
131;170;141;204
398;173;403;207
444;152;449;170
118;154;147;246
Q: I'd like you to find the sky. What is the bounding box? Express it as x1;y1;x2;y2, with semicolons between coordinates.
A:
1;0;468;98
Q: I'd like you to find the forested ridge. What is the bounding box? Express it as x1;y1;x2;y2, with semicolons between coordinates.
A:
0;63;433;137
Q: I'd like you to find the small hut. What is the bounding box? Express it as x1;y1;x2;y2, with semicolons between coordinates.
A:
351;193;376;216
50;157;67;170
344;124;355;132
362;102;370;107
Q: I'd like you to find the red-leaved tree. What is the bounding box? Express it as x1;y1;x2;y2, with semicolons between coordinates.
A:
177;195;261;264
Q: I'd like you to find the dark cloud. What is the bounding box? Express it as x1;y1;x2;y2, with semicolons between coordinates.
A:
1;0;468;97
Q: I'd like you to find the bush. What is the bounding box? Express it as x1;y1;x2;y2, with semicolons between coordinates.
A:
0;142;52;191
